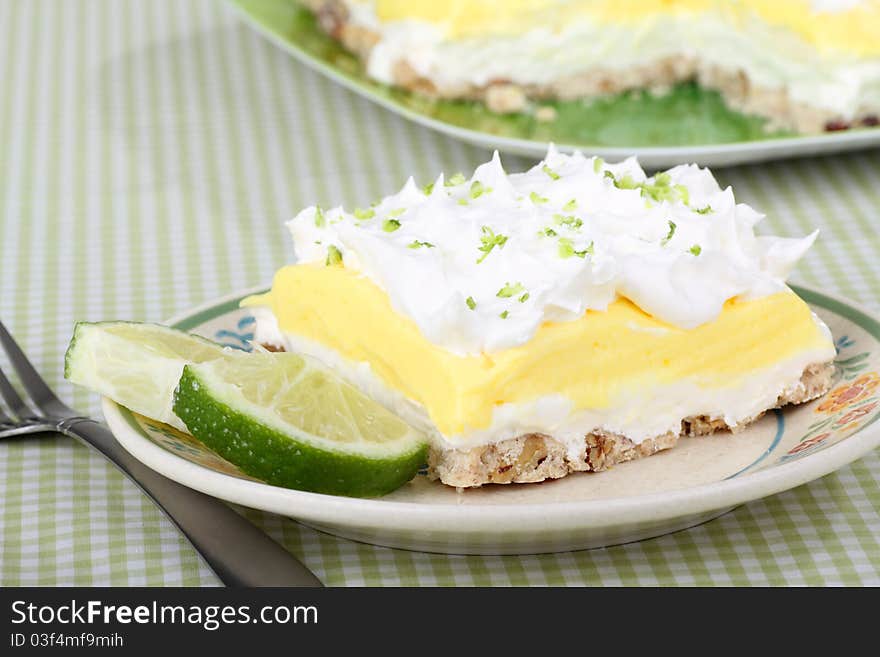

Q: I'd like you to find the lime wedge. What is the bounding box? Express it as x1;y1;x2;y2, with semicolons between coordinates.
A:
173;352;428;497
64;321;233;430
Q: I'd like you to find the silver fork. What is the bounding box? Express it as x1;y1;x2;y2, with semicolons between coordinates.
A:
0;320;322;587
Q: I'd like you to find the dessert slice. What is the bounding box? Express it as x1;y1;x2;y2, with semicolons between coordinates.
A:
304;0;880;133
244;148;835;487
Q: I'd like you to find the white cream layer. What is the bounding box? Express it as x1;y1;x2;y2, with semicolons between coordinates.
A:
251;306;835;456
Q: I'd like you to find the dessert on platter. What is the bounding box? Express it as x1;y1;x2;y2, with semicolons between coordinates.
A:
243;147;836;488
303;0;880;134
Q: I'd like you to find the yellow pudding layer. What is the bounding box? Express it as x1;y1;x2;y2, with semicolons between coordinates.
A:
243;264;832;437
368;0;880;56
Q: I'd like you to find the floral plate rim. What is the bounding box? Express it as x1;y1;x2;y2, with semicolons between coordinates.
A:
101;283;880;531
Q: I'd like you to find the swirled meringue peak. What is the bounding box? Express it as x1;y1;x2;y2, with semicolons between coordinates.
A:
288;147;817;355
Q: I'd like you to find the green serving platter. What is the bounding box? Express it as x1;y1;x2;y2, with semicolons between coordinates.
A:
227;0;880;168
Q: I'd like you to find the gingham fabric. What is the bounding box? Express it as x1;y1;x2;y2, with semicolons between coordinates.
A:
1;0;878;587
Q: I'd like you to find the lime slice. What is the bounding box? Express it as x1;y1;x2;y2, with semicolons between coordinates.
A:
172;352;428;497
65;321;233;430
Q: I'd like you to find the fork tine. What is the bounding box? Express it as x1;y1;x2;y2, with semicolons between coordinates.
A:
0;320;72;417
0;364;33;421
0;424;52;439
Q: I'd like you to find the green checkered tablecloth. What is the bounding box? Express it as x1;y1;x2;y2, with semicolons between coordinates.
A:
1;0;879;586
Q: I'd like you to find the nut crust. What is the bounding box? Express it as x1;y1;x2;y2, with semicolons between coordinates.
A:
428;361;834;488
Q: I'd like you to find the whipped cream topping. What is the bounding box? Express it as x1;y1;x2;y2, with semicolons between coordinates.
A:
288;147;817;355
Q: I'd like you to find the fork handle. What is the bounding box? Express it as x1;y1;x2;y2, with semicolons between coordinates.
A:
60;418;323;587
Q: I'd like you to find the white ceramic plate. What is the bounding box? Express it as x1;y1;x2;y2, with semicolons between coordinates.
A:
227;0;880;169
102;285;880;555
